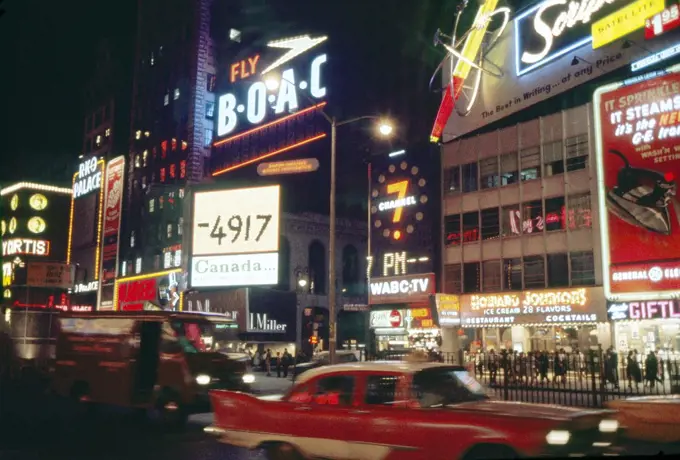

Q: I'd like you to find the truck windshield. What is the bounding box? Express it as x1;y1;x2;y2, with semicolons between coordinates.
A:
412;367;489;408
170;319;239;353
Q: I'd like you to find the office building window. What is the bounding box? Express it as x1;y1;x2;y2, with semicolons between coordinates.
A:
501;204;521;237
174;88;180;100
522;200;543;234
545;196;566;232
482;260;502;292
148;199;154;213
204;128;214;147
462;162;478;193
547;253;569;288
164;94;170;106
462;211;479;243
570;251;595;286
565;134;588;171
444;264;462;294
500;152;519;185
463;262;480;293
205;101;215;119
481;207;500;240
178;217;184;236
503;258;522;290
480;157;499;189
135;257;142;274
524;255;545;289
543;140;564;176
520;146;540;181
121;261;127;277
445;214;461;246
130;231;136;248
567;193;593;230
444;166;461;193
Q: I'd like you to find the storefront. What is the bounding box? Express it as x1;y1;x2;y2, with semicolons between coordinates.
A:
114;269;184;311
609;300;680;360
460;287;610;353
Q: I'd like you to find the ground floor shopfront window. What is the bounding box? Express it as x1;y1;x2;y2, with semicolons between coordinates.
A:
614;319;680;356
477;323;610;353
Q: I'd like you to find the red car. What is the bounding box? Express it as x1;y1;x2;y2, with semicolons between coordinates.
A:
208;361;621;459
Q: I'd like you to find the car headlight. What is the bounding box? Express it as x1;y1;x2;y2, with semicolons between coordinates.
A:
599;419;619;433
546;430;571;445
242;373;255;384
196;374;211;385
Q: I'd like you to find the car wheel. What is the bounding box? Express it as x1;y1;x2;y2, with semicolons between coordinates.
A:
265;442;304;460
463;445;518;460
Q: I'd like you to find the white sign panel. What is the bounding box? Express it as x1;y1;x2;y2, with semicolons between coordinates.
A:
441;11;680;141
192;185;280;256
27;262;75;289
190;253;279;287
73;157;102;199
369;309;405;329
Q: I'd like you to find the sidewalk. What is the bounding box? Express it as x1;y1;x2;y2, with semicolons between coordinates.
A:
250;373;294;395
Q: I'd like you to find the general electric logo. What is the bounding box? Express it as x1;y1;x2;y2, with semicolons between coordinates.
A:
648;266;663;282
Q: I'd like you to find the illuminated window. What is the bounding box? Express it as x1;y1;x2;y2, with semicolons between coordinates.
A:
204;128;213;147
169;164;176;178
159;197;164;209
150;52;155;66
205;101;215;119
174;88;180;100
501;204;520;237
500;153;519;185
148;199;154;213
144;131;150;138
544;140;564;176
173;250;181;267
522;200;543;234
121;261;127;277
444;214;461;246
135;130;142;140
524;255;546;289
172;138;177;151
567;193;592;230
545;196;566;232
135;257;142;274
180;160;186;179
462;212;479;243
130;231;136;248
167;223;173;239
96;135;103;147
178;217;183;236
482;260;502;292
164;251;172;269
135;155;141;168
160;168;166;182
143;150;149;167
520;146;541;181
178;188;185;199
105;128;111;137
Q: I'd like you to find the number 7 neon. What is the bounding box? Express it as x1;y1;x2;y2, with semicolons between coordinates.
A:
386;180;409;223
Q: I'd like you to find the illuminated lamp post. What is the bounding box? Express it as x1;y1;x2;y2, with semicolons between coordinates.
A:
263;75;394;364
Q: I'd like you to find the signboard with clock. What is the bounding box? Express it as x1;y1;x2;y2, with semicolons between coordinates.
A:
211;35;329;177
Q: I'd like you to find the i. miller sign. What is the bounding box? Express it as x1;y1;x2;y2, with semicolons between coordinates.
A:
248;312;287;333
369;273;435;305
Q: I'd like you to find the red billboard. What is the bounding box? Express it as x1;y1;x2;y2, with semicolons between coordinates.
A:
98;156;125;308
595;66;680;297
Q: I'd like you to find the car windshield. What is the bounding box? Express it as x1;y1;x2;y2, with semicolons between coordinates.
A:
412;367;489;408
170;319;239;353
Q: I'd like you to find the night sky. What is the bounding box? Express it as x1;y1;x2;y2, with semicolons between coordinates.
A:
0;0;457;194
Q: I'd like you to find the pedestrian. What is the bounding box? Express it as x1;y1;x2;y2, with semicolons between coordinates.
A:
608;347;620;389
645;351;658;389
275;352;282;378
488;349;498;385
538;351;549;383
627;350;641;389
282;348;291;378
265;349;272;376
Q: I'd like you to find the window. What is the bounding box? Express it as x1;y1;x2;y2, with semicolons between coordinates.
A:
160;167;166;182
463;262;480;293
503;258;522;290
174;88;180;100
479;157;499;189
523;255;545;289
148;199;155;213
180;160;187;179
204;128;213;147
520;146;540;181
547;253;569;287
174;250;182;267
482;260;501;292
96;135;102;147
445;214;461;246
313;376;354;406
105;128;111;138
365;375;400;406
169;164;176;178
135;257;142;274
134;154;141;168
164;94;170;106
500;153;519;185
567;193;592;230
121;261;127;277
543;140;564;176
462;162;478;193
480;208;499;240
178;217;184;236
164;252;172;269
207;73;217;92
462;211;479;243
444;264;462;294
565;134;588;171
167;223;173;239
444;166;461;193
522;200;543;234
544;196;566;232
130;231;136;248
501;204;521;237
570;251;595;286
205;101;215;119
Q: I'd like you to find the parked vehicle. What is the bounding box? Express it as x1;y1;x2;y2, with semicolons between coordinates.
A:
207;360;622;459
52;310;254;427
606;395;680;443
292;350;360;381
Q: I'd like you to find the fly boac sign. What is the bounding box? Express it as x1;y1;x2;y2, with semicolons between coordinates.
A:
369;273;435;305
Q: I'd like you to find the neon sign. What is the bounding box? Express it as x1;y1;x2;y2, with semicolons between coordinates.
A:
2;239;50;257
515;0;626;76
73;157;103;199
380;181;416;223
608;300;680;320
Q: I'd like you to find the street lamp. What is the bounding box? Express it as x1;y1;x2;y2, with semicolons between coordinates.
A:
263;73;395;364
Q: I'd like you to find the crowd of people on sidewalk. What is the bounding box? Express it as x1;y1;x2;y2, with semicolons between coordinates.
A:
247;348;299;378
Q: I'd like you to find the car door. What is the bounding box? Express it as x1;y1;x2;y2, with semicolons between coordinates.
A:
349;372;422;460
281;373;359;459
